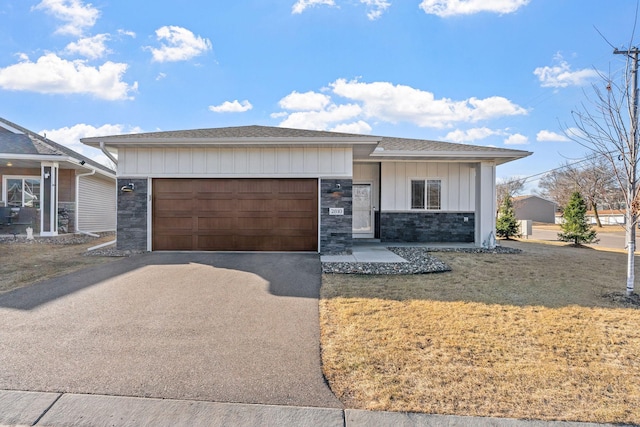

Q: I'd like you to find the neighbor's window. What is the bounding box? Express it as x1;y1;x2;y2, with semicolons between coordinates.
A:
410;179;441;210
6;177;40;208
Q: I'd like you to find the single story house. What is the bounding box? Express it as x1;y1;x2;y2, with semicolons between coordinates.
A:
82;126;531;254
0;117;116;236
513;195;557;224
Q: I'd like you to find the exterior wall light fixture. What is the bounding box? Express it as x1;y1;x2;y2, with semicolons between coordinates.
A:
327;182;344;197
121;183;135;192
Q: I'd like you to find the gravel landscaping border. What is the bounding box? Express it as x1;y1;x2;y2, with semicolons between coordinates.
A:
321;245;522;275
0;232;115;245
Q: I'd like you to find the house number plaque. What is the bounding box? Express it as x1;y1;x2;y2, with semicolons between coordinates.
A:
329;208;344;215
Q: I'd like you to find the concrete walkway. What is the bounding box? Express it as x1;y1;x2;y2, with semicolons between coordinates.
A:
320;241;477;263
1;389;620;427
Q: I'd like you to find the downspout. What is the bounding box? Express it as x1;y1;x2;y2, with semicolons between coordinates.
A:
99;141;118;166
97;142;118;246
75;168;100;238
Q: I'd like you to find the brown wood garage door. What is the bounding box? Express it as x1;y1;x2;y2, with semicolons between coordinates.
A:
152;178;318;251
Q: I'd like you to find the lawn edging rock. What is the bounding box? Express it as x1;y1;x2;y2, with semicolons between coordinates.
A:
321;245;521;275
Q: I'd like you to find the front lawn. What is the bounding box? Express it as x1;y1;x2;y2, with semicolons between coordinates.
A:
320;241;640;424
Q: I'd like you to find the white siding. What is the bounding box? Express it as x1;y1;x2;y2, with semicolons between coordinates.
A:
119;146;353;178
380;162;475;211
77;174;116;232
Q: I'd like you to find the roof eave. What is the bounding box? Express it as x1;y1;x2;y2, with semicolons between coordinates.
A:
0;153;115;178
369;150;532;165
81;136;382;148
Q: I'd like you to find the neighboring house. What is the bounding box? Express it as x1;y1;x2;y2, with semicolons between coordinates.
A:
513;195;557;224
0;117;116;236
82;125;531;254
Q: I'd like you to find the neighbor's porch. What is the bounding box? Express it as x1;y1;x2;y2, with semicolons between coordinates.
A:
0;161;75;236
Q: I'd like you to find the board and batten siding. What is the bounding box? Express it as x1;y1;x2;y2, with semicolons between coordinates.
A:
77;174;116;232
380;162;475;211
118;147;353;177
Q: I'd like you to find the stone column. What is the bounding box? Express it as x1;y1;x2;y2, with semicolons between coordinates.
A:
320;179;353;254
116;178;148;251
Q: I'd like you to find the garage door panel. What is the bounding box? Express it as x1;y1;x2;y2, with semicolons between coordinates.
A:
196;200;235;211
198;217;235;229
154;235;193;251
153;178;317;251
195;180;234;192
155;217;193;228
275;217;315;230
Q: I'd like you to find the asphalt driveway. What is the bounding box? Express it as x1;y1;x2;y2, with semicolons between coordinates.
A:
0;252;341;408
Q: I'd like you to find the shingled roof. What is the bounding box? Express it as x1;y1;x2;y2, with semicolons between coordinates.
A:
0;117;115;174
87;125;369;140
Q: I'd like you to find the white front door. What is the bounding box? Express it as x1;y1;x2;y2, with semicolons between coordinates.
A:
353;183;374;238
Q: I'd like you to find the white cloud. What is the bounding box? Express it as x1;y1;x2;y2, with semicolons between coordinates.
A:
534;55;599;88
148;26;212;62
445;127;503;143
209;100;253;113
331;120;372;134
536;130;570;142
274;79;527;131
65;33;110;59
329;78;527;128
292;0;335;14
504;133;529;145
33;0;99;36
0;53;137;100
156;72;167;81
361;0;391;20
278;91;331;111
279;104;363;130
117;29;136;38
40;123;141;167
419;0;529;17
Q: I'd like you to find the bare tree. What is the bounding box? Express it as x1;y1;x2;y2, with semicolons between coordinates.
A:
566;47;639;295
496;176;525;210
538;157;619;227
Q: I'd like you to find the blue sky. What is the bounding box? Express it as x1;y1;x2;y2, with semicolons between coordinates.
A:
0;0;637;190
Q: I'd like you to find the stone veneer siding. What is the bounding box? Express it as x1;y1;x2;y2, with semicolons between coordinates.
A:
116;178;148;251
320;179;353;254
380;212;475;243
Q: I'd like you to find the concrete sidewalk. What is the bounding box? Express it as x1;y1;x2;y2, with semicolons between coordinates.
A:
0;390;621;427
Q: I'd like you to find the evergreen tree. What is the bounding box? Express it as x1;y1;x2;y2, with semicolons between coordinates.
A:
558;191;598;245
496;194;520;239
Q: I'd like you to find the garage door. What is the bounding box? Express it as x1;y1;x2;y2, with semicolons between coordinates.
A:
152;178;318;251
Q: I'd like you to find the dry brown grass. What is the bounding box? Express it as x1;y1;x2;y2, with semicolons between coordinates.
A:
0;235;118;294
320;240;640;424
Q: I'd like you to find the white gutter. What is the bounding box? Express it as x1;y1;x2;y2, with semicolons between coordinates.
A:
99;141;118;166
75;168;100;238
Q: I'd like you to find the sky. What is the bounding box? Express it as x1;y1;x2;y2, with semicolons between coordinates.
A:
0;0;638;191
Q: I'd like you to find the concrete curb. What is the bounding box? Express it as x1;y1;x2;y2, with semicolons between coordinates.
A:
0;390;626;427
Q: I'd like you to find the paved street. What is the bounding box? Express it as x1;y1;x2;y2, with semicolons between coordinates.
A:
528;225;638;252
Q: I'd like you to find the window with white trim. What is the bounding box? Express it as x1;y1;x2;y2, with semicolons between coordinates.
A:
4;177;40;208
410;179;441;210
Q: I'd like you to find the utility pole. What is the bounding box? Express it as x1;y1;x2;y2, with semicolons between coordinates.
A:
614;47;639;296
